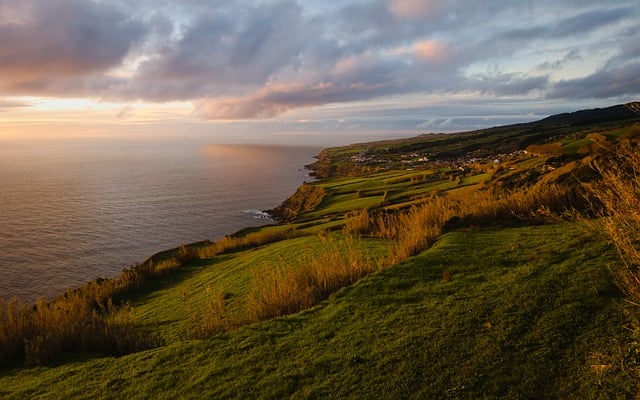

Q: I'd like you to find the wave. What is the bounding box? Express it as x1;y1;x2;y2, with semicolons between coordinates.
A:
244;210;273;219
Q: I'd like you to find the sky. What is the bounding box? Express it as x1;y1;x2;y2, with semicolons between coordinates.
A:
0;0;639;145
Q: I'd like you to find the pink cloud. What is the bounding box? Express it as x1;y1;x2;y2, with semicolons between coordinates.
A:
0;0;146;94
195;81;390;120
413;40;451;64
388;0;443;20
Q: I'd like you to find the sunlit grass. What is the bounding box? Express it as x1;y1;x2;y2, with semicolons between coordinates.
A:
585;145;640;303
1;224;634;399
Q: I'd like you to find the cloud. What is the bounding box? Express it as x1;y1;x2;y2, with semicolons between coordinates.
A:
536;50;581;71
552;6;633;37
413;40;451;64
549;61;640;99
0;0;147;94
196;80;398;120
123;0;321;101
116;105;135;119
472;73;549;96
387;0;444;20
0;99;28;111
498;6;633;41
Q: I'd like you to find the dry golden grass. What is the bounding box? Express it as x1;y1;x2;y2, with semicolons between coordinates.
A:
0;295;161;367
188;288;241;339
189;235;380;336
452;183;581;226
0;223;306;364
378;197;455;262
197;228;304;258
585;144;640;302
347;183;577;261
0;244;202;366
225;182;581;334
246;235;377;321
4;167;588;355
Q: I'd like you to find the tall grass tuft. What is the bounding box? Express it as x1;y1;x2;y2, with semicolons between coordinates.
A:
189;235;378;336
0;295;162;367
1;223;306;361
585;145;640;302
246;236;377;321
0;243;204;366
188;288;241;339
452;183;583;227
198;228;305;258
370;197;455;261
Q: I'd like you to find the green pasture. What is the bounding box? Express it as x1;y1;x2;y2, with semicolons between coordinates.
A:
1;224;634;399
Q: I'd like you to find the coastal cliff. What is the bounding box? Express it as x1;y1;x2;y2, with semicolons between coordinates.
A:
268;183;326;221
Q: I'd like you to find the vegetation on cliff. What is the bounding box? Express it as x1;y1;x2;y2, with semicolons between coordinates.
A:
267;183;326;221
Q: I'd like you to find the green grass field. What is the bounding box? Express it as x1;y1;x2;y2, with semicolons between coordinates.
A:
1;223;635;399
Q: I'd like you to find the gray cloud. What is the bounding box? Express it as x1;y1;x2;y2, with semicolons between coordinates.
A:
190;1;637;119
552;6;633;37
471;74;549;96
0;99;28;110
499;6;634;41
124;0;323;101
196;80;401;120
537;50;581;72
0;0;147;94
549;61;640;99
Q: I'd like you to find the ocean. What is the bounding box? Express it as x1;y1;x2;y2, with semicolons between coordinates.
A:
0;140;321;302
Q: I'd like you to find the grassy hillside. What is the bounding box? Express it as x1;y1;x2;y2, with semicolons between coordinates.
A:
1;224;635;399
1;103;639;398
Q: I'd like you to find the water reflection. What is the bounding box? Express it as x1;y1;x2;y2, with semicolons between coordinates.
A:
0;141;320;302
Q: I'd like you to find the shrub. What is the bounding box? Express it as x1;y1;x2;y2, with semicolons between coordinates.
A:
344;209;375;235
379;197;455;261
0;249;182;367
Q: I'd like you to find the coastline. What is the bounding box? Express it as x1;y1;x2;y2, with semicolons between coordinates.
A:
1;143;321;303
45;165;321;307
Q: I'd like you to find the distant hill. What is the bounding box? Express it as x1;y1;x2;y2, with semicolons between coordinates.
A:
309;102;640;179
539;102;640;126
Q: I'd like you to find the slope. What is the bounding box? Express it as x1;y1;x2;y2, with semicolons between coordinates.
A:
0;223;634;399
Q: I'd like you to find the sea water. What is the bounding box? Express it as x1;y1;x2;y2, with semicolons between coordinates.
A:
0;139;320;302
